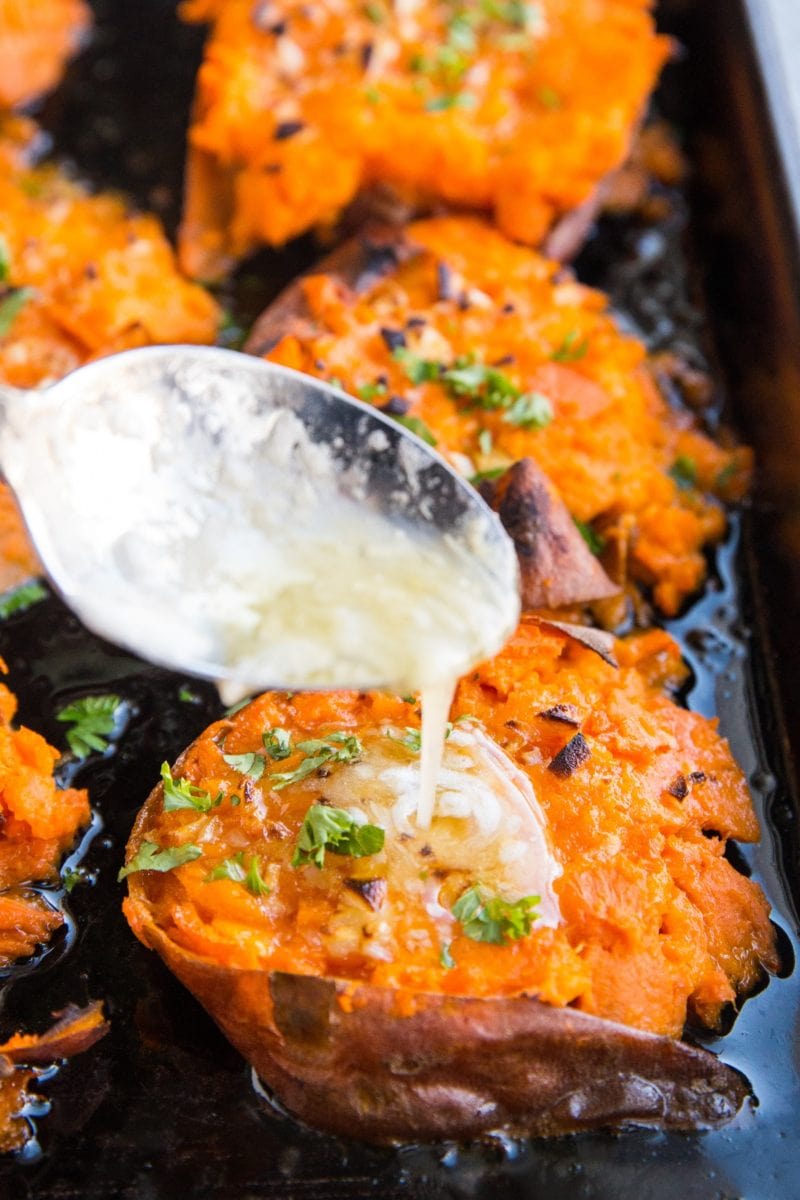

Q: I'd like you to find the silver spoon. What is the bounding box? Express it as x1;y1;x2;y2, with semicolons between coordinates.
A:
0;345;519;694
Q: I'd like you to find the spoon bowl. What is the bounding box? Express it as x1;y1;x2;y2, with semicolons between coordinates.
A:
0;346;520;694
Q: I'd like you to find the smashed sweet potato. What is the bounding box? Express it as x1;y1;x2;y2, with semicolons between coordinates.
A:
0;1002;108;1153
0;0;90;111
0;677;89;963
248;217;751;616
123;620;776;1140
0;115;221;586
178;0;670;278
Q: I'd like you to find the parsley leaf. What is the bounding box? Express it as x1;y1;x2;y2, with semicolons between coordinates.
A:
269;732;362;791
0;579;47;619
118;840;202;881
160;761;222;812
357;380;387;402
392;347;441;384
389;726;422;753
56;694;121;759
62;865;88;893
574;517;606;556
263;727;292;759
0;237;9;284
504;392;553;429
0;287;34;337
669;455;698;490
206;852;271;896
470;466;507;486
392;413;437;445
443;361;518;410
292;803;385;868
551;330;589;363
222;750;266;781
452;885;540;945
440;941;456;969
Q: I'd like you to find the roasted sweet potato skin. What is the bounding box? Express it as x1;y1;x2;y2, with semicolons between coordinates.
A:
248;218;751;617
125;907;750;1142
178;0;670;277
122;621;775;1140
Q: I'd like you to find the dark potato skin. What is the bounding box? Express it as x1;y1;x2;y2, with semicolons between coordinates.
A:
244;230;619;612
125;781;750;1144
128;886;749;1143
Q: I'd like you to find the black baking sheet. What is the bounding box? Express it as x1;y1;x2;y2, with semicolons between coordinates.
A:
2;1;800;1197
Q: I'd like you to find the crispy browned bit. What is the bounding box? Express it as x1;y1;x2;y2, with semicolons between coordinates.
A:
534;617;618;668
667;774;689;801
419;845;433;857
345;878;387;912
482;459;619;610
690;771;707;784
548;733;591;778
273;120;305;141
0;1001;108;1066
379;327;406;351
538;704;581;726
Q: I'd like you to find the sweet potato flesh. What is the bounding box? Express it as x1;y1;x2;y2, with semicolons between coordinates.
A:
261;217;750;615
0;115;221;589
178;0;669;275
0;0;89;110
0;680;88;964
124;621;776;1039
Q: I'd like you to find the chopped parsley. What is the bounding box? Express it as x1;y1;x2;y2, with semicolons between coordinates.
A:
178;685;201;704
503;391;553;429
56;694;121;760
224;696;252;717
363;0;385;21
393;347;442;384
551;330;590;363
425;91;475;112
0;579;47;619
389;726;422;753
206;852;270;896
395;350;553;431
160;761;222;812
118;840;202;881
292;803;385;868
357;380;387;402
0;287;33;337
669;454;698;491
574;517;606;557
440;941;456;969
269;731;362;791
452;884;540;945
470;466;507;486
392;414;438;445
62;865;88;893
0;237;9;283
222;750;266;781
263;727;292;760
478;428;493;455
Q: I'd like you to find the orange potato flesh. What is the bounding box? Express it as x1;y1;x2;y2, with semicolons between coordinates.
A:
251;217;751;616
124;621;776;1041
0;115;221;588
178;0;670;277
0;678;89;964
0;0;90;110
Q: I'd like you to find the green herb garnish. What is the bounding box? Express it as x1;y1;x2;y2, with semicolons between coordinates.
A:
206;852;271;896
263;727;292;760
222;751;266;781
0;287;33;337
292;803;385;868
470;466;507;486
538;85;562;110
574;517;606;556
0;237;9;284
392;413;438;445
393;347;442;384
160;761;222;812
503;391;553;429
389;726;422;753
440;941;456;969
62;865;88;893
270;732;362;791
56;694;121;759
224;696;252;717
357;380;387;402
118;840;202;881
0;579;47;619
669;455;698;490
551;330;589;363
452;884;540;945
